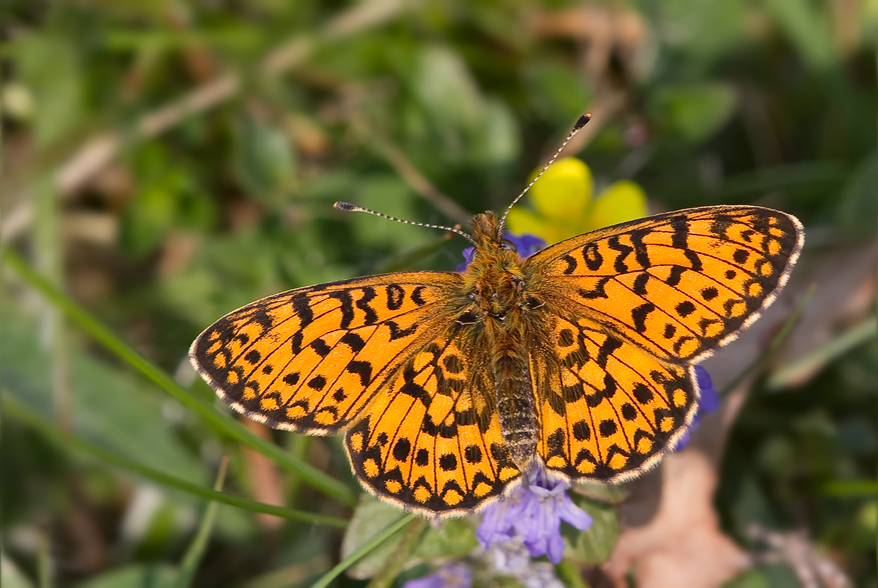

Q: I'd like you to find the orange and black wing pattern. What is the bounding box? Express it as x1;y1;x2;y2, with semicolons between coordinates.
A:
189;273;464;434
345;328;522;516
524;206;804;365
190;271;522;515
523;205;803;482
530;314;695;483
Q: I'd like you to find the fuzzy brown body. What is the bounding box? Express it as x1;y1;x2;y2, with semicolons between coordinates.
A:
463;212;542;468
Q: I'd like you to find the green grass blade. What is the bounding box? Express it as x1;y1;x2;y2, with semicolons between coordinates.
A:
2;392;348;528
767;313;876;390
176;456;229;588
311;515;414;588
3;248;357;507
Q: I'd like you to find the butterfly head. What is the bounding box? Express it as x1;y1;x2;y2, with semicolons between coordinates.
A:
466;211;527;319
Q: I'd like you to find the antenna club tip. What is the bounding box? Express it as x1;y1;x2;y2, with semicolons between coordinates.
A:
334;201;358;211
574;113;592;131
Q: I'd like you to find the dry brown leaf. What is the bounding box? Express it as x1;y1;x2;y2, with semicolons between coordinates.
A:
604;450;749;588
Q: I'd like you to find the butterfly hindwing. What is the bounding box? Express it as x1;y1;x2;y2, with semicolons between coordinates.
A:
345;328;522;516
523;206;804;364
531;314;696;482
189;272;465;433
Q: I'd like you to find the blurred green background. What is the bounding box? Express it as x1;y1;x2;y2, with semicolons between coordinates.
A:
1;1;875;587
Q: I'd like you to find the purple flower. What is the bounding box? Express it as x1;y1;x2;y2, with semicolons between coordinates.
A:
675;365;720;450
402;563;471;588
485;541;564;588
506;234;547;258
476;464;592;564
457;233;547;272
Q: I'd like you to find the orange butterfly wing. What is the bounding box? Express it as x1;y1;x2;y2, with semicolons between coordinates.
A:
345;330;521;516
190;272;522;515
524;206;804;365
530;314;696;482
190;273;464;433
522;205;803;480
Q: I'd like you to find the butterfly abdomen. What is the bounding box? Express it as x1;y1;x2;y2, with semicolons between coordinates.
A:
489;329;539;467
494;358;538;466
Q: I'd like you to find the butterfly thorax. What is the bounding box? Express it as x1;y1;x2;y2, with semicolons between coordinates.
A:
464;211;539;468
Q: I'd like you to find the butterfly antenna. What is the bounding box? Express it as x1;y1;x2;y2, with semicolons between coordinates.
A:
499;112;592;229
334;201;478;246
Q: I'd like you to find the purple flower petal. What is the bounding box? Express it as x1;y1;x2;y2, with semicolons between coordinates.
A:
457;233;545;271
456;246;476;272
476;464;593;565
505;233;546;258
546;528;565;564
695;365;720;412
675;366;719;451
558;495;593;530
402;564;471;588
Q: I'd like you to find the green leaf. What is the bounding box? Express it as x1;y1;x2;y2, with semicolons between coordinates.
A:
762;0;836;71
350;175;426;251
232;115;297;202
524;59;593;125
342;497;418;579
649;0;749;68
8;33;83;146
77;565;178;588
315;511;413;588
411;44;484;139
411;517;479;562
563;496;620;565
835;154;878;240
722;563;801;588
573;481;630;505
475;98;520;170
342;495;478;579
0;310;207;486
653;83;736;144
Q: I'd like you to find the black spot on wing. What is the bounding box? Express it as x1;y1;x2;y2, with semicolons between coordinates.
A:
385;284;405;310
631;303;655;334
582;242;603;271
328;290;355;329
607;235;633;273
410;286;427;306
292;294;314;327
356;287;378;325
387;320;418;341
346;360;372;386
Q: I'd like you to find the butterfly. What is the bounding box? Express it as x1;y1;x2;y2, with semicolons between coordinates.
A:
189;117;804;518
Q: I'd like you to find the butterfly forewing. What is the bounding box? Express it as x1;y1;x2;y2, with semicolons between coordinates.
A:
345;330;522;516
523;206;804;364
189;273;465;433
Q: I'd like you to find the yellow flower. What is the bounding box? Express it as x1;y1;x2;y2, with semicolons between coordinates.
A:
506;157;648;244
